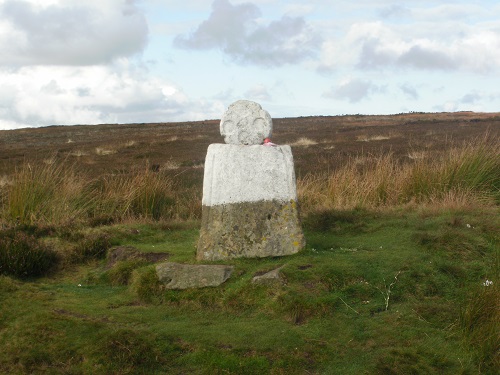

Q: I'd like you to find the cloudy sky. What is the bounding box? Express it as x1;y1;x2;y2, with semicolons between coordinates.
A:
1;0;499;129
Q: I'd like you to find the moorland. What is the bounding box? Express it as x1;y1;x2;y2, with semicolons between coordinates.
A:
0;111;499;374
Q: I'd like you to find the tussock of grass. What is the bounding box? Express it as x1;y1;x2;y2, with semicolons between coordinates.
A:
163;160;180;170
291;137;318;147
87;168;176;221
0;162;198;226
298;136;499;213
0;230;59;278
130;265;164;303
2;161;89;225
460;282;500;371
69;233;111;264
0;175;10;188
407;150;427;160
107;260;147;286
94;147;117;156
356;134;390;142
70;150;88;157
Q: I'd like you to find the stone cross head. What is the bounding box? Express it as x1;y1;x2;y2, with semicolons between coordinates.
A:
220;100;272;145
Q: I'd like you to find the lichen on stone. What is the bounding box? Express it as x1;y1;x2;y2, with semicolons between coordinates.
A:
197;199;305;261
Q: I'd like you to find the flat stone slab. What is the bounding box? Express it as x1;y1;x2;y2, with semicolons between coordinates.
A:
202;144;297;206
252;266;285;284
220;100;272;145
156;262;233;289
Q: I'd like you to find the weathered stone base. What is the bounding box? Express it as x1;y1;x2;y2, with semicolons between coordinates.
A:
197;199;305;261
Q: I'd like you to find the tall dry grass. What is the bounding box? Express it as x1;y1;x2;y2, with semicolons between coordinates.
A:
1;161;89;225
0;136;497;226
298;136;499;214
0;162;200;226
86;169;176;221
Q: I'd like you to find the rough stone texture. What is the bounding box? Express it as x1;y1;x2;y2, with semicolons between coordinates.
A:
106;246;170;269
252;266;285;284
202;144;296;206
220;100;272;145
198;99;304;260
156;262;233;289
197;200;305;261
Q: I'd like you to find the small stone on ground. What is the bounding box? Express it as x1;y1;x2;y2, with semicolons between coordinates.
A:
156;262;234;289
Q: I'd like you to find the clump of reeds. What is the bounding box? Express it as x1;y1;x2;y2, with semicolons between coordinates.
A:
1;161;88;225
0;161;196;226
298;136;499;213
86;168;176;221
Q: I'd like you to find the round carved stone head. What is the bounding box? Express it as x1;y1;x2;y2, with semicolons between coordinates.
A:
220;100;272;145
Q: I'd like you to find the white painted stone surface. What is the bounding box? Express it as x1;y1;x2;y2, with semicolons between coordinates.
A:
202;144;297;206
220;100;272;145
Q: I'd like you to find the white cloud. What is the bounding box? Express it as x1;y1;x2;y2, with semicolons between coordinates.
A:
244;84;271;101
461;92;481;104
400;83;419;100
174;0;321;66
319;8;500;74
0;60;223;129
396;45;457;70
323;77;382;103
283;4;314;17
378;4;412;19
0;0;148;66
2;1;500;129
439;101;459;112
411;4;489;22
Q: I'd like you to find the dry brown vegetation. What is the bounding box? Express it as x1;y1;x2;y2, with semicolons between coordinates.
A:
0;111;499;226
1;112;498;176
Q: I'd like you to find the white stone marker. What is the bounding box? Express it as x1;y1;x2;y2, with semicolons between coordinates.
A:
197;100;305;260
202;144;296;206
220;100;272;145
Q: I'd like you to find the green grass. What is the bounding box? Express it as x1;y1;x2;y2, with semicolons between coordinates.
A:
0;208;498;374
